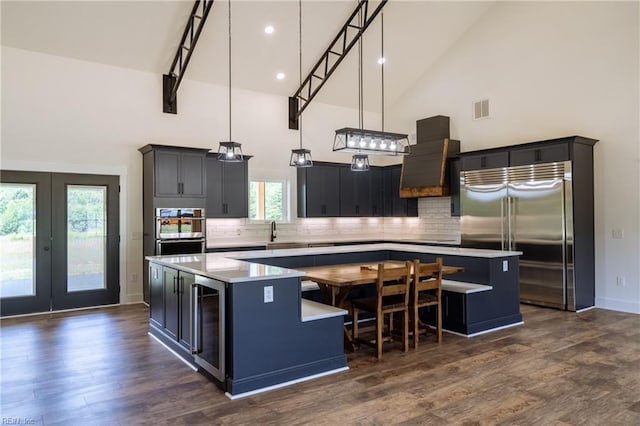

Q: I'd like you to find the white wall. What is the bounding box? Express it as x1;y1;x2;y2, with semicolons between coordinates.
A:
0;46;384;303
389;1;640;313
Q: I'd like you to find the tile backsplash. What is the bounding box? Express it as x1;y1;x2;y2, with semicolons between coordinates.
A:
206;196;460;244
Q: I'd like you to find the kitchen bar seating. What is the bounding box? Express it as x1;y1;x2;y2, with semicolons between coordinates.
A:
351;262;412;360
411;257;444;347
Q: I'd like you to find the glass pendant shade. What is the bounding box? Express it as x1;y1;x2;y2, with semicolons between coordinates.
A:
350;154;370;171
334;128;410;156
217;141;243;162
290;148;313;167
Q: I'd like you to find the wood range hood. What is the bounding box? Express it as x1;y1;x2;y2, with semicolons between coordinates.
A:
400;115;460;198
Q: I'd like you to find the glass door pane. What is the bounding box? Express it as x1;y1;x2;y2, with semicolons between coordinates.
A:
0;183;36;298
66;185;107;292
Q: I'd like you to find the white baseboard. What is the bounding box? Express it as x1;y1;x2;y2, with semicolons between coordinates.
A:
595;297;640;314
124;293;144;304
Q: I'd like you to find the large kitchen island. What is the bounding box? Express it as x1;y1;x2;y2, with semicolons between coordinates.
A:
147;243;522;398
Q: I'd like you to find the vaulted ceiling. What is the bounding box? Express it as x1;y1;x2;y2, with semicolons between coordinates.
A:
1;1;494;111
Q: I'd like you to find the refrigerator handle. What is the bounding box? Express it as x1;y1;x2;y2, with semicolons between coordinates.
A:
507;196;514;251
500;197;505;251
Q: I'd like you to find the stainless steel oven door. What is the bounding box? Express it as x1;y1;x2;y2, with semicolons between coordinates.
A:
192;276;225;382
156;239;205;255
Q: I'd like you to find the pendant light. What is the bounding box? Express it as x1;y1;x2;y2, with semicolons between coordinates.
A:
217;0;244;162
334;11;409;160
349;8;369;172
290;0;313;167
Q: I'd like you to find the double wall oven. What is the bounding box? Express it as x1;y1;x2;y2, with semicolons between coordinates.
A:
155;208;205;255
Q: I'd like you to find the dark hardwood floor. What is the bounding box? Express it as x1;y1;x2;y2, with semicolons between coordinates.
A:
1;304;639;425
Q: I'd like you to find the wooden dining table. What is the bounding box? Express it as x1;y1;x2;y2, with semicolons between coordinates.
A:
298;260;463;351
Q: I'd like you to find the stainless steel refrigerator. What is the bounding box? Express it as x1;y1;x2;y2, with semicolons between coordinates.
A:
460;161;576;310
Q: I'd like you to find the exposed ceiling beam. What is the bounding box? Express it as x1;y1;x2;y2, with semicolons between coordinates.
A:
163;0;215;114
288;0;388;130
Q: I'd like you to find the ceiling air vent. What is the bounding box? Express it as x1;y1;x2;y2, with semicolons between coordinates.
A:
473;99;490;120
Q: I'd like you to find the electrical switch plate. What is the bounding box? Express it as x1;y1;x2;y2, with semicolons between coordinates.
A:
616;276;626;287
264;286;274;303
612;229;624;239
503;260;509;272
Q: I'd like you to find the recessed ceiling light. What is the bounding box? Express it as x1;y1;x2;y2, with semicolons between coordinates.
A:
264;25;275;35
276;72;286;80
378;57;386;65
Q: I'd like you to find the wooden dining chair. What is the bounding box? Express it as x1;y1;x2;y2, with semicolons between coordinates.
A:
351;262;412;360
411;258;444;348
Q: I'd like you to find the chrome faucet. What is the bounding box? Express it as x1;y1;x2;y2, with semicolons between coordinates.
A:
270;221;277;242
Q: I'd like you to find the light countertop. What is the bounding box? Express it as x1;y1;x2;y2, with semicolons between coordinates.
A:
206;235;459;249
147;243;522;284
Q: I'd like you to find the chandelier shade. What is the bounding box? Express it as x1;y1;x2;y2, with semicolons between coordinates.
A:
217;141;243;162
289;148;313;167
333;127;410;156
350;154;370;171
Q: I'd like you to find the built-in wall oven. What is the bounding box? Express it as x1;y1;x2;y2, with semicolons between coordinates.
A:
192;275;225;382
155;208;206;255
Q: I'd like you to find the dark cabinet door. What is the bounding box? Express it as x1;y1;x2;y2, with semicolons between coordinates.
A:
179;271;194;349
149;263;163;328
339;168;372;216
155;150;181;197
154;149;205;198
460;151;509;171
206;158;224;217
449;158;461;217
509;142;569;166
206;157;249;218
383;165;417;217
222;162;248;217
180;153;206;197
163;267;179;340
303;165;340;217
370;168;384;217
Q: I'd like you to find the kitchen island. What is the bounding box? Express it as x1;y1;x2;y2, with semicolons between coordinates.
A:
147;243;522;397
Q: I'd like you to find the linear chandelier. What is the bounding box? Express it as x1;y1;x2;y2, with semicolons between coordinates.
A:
333;10;409;163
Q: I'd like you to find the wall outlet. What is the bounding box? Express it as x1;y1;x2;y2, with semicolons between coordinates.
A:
503;260;509;272
616;276;626;287
612;229;624;239
236;228;241;236
264;286;274;303
131;273;138;283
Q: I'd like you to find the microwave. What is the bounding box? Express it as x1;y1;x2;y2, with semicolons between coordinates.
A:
155;208;205;240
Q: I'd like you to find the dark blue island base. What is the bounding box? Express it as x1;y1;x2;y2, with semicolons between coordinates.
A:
147;243;522;398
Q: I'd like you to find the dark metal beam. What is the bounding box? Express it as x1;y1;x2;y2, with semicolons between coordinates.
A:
163;0;215;114
288;0;388;129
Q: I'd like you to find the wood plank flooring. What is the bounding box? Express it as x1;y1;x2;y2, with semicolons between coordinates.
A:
1;304;639;425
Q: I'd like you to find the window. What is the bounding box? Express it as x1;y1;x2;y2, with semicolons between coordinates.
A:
249;180;288;221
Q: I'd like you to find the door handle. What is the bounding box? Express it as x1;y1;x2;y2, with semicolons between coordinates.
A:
43;246;50;251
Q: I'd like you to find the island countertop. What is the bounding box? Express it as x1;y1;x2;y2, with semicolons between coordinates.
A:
146;243;522;284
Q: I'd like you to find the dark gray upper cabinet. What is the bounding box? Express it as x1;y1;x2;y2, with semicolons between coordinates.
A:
206;156;249;218
152;148;206;198
460;151;509;171
449;158;461;217
340;167;373;217
297;163;341;217
383;165;418;217
509;142;570;166
298;162;415;218
139;145;208;205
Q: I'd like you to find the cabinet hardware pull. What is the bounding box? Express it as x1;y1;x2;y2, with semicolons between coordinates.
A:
180;276;184;294
173;276;177;294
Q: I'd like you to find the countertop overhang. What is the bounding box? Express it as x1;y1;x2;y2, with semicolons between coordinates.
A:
146;243;522;284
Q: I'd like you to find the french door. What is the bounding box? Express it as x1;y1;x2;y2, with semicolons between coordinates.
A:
0;171;119;316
